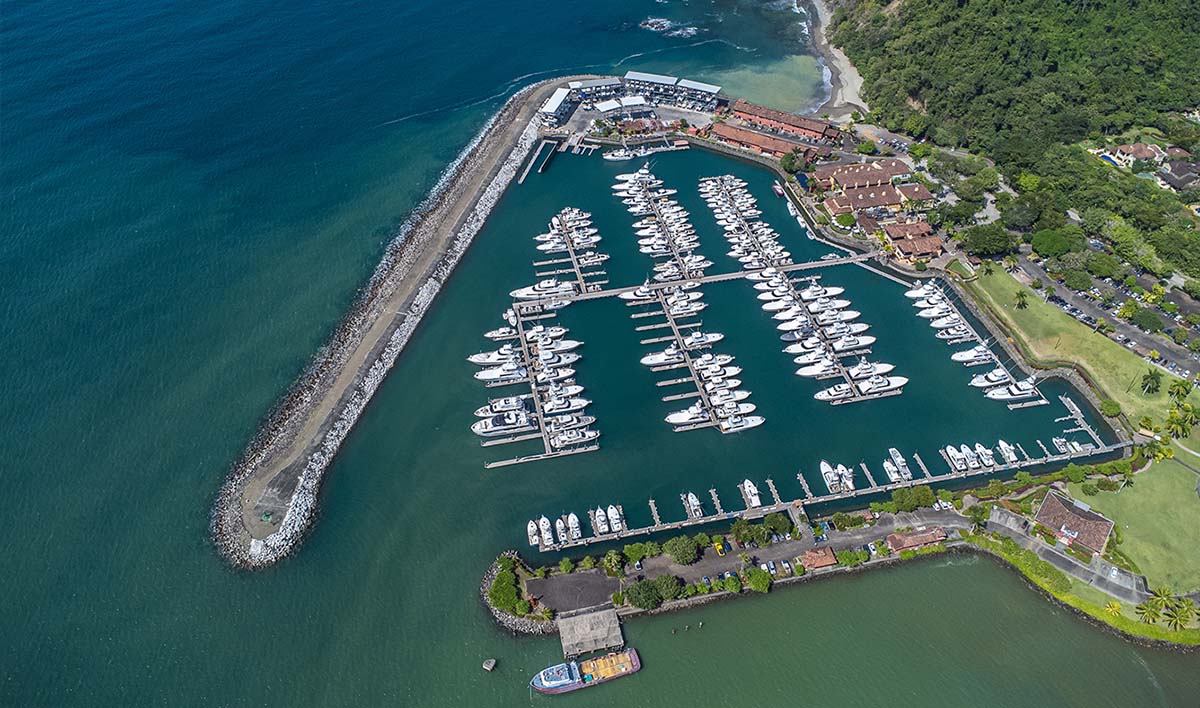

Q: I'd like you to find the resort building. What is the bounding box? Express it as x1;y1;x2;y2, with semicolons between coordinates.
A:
800;546;839;571
567;77;623;100
538;87;574;127
885;526;948;554
623;70;679;99
1033;492;1114;555
675;78;722;106
811;159;912;191
730;99;841;143
594;95;652;118
709;123;811;159
882;221;942;260
1110;142;1166;168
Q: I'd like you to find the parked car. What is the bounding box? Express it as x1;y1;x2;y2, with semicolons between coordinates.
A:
767;560;777;576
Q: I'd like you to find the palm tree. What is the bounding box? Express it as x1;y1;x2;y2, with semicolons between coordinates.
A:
1141;367;1163;395
1135;601;1162;624
1003;254;1018;271
1168;378;1193;403
1164;605;1189;631
1178;402;1198;428
1150;586;1174;608
1138;415;1156;433
1164;409;1189;439
1105;601;1121;617
1014;289;1029;309
1175;597;1196;621
983;260;995;276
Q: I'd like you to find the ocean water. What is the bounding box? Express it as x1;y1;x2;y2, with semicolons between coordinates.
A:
2;1;1197;705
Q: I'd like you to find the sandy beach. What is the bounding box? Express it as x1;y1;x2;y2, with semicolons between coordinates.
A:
806;0;868;124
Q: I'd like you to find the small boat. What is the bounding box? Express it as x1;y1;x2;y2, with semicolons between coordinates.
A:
974;442;996;467
742;479;762;507
772;181;785;197
538;516;554;546
567;512;582;540
526;520;539;547
529;649;641;694
593;507;609;534
998;439;1018;464
1053;437;1069;454
970;366;1011;388
607;505;623;532
555;518;568;544
685;492;703;518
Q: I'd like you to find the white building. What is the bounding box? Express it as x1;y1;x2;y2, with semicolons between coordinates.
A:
538;87;573;126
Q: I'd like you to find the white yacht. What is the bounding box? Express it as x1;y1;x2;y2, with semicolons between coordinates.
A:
567;512;581;540
527;520;539;547
847;358;895;380
951;343;992;363
799;283;846;301
698;364;741;379
998;439;1018;464
467;343;519;365
945;445;968;471
685;492;703;519
470;411;533;437
985;376;1039;401
692;352;734;367
531;337;582;353
889;448;913;479
814;308;860;325
545;414;595;433
970;366;1011;388
796;358;838;378
538;516;554;546
930;315;962;329
473;362;527;383
762;297;801;312
523;324;567;340
709;388;751;404
484;326;517;340
936;325;971;340
593;507;609;534
882;459;902;483
549;428;599;448
473;395;529;417
917;304;953;319
714;401;756;418
666;402;710;425
640;345;684;367
975;443;996;467
742;479;762;507
509;278;576;300
541;382;584;399
555;518;568;545
704;377;742;392
831;335;876;352
542;396;590;415
823;321;870;338
792;348;830;365
533;367;575;385
607;505;623;532
960;444;981;469
682;331;724;349
815;382;854;402
857;375;908;395
807;297;852;313
905;282;937;299
720;415;764;433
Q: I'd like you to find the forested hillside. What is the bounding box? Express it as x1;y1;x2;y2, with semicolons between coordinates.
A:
829;0;1200;164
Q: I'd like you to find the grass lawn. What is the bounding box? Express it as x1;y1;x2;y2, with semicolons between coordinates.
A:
1068;456;1200;592
963;268;1190;424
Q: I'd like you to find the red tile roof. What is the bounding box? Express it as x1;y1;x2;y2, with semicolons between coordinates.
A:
813;159;911;189
885;526;948;553
897;183;935;202
800;546;839;569
730;99;840;140
883;221;933;239
892;236;944;258
710;122;806;157
1034;492;1113;554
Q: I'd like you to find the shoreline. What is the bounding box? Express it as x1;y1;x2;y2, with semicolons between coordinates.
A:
803;0;868;123
487;545;1200;652
211;76;593;569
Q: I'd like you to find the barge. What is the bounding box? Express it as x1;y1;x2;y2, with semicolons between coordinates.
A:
530;648;641;694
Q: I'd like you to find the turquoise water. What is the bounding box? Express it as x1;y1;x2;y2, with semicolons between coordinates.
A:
2;1;1197;705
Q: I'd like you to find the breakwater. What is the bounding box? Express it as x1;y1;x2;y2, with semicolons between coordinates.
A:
211;77;589;569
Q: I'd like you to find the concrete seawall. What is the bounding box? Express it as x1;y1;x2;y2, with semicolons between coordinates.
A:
211;76;596;569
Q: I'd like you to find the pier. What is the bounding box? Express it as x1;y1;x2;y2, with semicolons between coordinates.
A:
532;394;1128;552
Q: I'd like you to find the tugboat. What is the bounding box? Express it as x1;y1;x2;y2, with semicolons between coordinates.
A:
530;648;642;694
